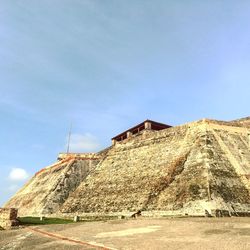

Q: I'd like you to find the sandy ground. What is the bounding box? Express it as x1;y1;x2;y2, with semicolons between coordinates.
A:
0;217;250;250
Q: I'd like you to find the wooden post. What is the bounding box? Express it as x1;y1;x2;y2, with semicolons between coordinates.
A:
74;216;79;222
127;131;132;138
145;121;152;130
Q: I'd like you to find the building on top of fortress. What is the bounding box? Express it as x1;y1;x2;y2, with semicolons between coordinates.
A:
111;119;172;145
57;120;172;160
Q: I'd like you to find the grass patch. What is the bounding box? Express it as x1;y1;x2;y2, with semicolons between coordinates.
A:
18;217;73;226
18;215;119;226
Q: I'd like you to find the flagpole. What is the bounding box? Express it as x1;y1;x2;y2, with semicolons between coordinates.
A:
67;122;72;153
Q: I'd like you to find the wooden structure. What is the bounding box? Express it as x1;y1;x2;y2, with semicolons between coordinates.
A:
112;120;171;145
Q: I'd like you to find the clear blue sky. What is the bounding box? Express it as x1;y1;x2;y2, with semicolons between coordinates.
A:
1;0;249;206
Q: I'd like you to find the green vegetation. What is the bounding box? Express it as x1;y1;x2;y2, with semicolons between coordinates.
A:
18;215;118;226
18;217;73;225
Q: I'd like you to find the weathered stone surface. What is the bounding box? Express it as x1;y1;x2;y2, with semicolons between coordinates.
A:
4;118;250;217
61;119;250;216
0;208;19;229
4;155;101;216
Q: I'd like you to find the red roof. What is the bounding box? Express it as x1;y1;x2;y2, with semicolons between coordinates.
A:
112;119;171;141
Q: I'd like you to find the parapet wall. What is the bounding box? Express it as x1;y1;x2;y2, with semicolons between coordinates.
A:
57;153;99;161
0;208;19;229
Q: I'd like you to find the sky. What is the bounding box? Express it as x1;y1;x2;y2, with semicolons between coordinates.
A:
0;0;250;206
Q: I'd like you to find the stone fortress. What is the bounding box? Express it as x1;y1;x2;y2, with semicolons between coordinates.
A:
4;117;250;218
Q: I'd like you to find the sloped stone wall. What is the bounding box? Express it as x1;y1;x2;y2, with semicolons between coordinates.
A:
4;157;101;216
61;123;208;214
4;118;250;217
61;120;250;216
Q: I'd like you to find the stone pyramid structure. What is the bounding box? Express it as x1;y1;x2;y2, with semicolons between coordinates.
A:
5;118;250;217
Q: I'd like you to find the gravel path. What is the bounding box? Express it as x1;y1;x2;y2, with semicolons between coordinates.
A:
0;217;249;250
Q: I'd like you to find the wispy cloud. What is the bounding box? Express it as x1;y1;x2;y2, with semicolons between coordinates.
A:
0;167;29;205
66;133;101;152
8;167;29;181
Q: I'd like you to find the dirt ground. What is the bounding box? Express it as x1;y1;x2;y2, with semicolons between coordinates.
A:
0;217;250;250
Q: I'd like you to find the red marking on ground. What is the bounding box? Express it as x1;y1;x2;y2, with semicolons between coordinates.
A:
26;227;113;250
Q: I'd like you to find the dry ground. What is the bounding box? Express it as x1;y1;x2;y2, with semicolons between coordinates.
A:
0;217;250;250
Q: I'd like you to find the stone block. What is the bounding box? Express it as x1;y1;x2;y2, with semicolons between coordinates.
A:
0;208;19;229
74;215;80;222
